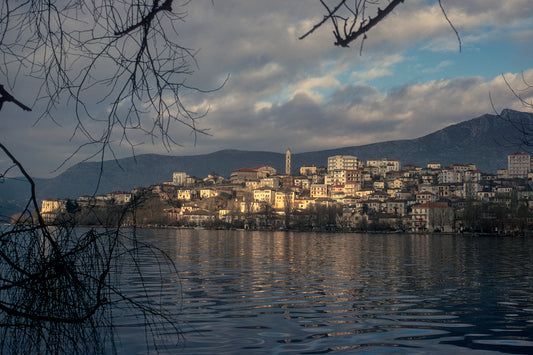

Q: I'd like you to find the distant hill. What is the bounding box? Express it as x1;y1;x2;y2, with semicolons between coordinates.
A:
291;108;533;173
1;109;532;219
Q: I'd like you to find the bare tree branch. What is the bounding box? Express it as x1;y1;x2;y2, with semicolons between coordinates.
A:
0;1;219;169
438;0;461;52
334;0;405;47
0;85;32;111
0;3;191;351
300;0;406;48
301;0;462;52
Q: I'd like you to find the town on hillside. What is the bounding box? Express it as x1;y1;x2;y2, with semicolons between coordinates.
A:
39;150;533;234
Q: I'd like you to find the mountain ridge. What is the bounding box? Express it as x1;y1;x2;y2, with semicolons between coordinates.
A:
1;109;532;219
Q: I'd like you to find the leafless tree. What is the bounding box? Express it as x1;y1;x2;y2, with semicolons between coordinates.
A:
0;1;201;353
0;0;220;167
1;138;181;354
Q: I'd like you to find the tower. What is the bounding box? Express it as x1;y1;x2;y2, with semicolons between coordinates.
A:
285;149;291;176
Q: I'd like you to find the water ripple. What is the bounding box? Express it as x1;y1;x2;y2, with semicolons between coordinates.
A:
115;230;533;354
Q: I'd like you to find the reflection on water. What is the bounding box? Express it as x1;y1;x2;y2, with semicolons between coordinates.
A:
118;230;533;354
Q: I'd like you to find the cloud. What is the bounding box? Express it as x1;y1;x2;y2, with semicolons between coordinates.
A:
420;60;454;74
348;54;405;83
187;70;533;158
1;1;532;178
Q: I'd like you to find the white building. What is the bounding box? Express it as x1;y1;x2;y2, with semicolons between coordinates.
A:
260;177;280;189
327;155;360;172
294;177;310;189
254;188;275;204
438;168;462;184
326;169;347;186
508;152;531;178
173;172;189;186
411;202;454;232
41;199;68;222
177;189;193;201
310;184;329;198
200;188;218;199
275;191;295;209
367;158;401;175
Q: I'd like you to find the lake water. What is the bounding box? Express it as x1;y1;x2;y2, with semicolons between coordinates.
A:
117;229;533;354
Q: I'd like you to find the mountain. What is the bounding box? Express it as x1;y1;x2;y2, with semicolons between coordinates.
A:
291;108;531;172
1;109;532;219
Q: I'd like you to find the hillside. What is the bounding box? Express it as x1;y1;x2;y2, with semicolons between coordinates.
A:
1;109;532;219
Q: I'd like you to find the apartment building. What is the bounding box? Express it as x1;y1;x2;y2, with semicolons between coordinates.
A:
327;155;360;171
172;172;188;186
508;152;531;178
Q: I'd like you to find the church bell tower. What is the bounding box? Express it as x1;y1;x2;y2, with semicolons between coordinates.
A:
285;149;291;176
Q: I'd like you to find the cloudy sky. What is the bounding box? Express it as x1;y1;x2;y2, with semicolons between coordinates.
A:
1;0;533;178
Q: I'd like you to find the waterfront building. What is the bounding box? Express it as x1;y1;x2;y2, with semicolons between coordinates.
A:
411;202;454;232
275;190;295;210
385;199;407;216
254;188;275;205
41;199;68;223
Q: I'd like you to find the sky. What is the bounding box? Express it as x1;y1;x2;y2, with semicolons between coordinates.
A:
1;0;533;178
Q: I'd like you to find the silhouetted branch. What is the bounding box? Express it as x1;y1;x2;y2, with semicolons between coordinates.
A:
0;98;181;354
301;0;462;51
300;0;406;48
114;0;174;36
0;1;219;169
490;73;533;149
0;85;31;111
438;0;461;52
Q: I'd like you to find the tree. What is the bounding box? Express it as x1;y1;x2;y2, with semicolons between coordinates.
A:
0;142;181;354
1;1;201;353
1;0;218;165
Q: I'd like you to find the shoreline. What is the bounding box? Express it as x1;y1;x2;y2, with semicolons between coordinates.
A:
73;224;532;237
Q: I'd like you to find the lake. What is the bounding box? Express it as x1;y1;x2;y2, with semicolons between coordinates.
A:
116;229;533;354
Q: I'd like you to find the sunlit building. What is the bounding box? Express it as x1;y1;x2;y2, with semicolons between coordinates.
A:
508;152;531;178
327;155;360;171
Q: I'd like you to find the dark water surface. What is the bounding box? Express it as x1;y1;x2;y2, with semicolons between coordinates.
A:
118;230;533;354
